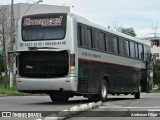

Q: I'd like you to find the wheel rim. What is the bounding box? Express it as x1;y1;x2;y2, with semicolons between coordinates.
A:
101;84;107;98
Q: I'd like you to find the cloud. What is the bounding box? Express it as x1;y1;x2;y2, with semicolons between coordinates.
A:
136;28;160;38
1;0;160;37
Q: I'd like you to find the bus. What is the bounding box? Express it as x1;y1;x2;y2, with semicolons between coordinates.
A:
16;13;152;102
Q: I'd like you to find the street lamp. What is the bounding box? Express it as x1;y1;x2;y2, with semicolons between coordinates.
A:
35;0;43;4
9;0;43;88
9;0;14;88
24;0;43;15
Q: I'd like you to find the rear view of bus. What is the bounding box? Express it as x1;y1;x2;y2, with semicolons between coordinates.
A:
16;13;77;102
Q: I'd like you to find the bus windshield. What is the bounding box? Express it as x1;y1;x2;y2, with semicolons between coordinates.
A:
22;13;67;41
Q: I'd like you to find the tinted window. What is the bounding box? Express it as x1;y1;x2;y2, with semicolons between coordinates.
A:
105;33;109;52
106;34;113;53
135;43;139;58
113;37;118;54
139;44;144;60
86;28;92;48
99;32;105;51
81;25;86;47
92;29;99;49
119;38;125;56
130;42;135;58
77;25;81;46
125;40;130;57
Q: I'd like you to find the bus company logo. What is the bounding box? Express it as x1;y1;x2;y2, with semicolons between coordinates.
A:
2;112;11;117
23;16;63;26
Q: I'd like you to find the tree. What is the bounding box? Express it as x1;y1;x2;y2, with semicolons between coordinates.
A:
119;27;136;37
0;52;4;72
153;60;160;85
110;20;136;37
0;6;16;89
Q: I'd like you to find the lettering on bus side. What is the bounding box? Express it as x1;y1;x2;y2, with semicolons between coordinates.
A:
82;52;101;59
19;41;66;47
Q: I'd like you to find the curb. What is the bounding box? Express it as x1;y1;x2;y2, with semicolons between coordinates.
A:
36;101;102;120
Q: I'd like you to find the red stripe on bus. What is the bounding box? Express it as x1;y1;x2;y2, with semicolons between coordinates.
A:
78;58;144;69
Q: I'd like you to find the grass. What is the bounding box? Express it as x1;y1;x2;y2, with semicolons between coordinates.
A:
152;88;160;93
0;75;27;96
0;85;30;96
0;85;47;96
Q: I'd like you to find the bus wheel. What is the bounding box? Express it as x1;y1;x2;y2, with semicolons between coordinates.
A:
99;80;108;102
50;93;69;102
134;86;141;99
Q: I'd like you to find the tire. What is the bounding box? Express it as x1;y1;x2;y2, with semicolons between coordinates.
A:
50;92;69;102
99;80;108;102
134;86;141;99
88;80;108;102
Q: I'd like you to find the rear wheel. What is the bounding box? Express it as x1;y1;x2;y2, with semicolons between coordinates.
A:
100;80;108;102
50;92;69;102
134;86;141;99
88;80;108;102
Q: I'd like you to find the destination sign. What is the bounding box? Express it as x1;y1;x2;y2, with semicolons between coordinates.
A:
23;16;63;26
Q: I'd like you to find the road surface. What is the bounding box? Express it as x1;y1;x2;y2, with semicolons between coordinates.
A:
70;93;160;120
0;93;160;120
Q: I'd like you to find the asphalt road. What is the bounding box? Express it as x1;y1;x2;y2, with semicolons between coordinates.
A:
0;95;89;111
0;93;160;120
0;95;89;120
70;93;160;120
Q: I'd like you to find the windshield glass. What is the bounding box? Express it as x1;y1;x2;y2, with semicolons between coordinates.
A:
22;13;67;41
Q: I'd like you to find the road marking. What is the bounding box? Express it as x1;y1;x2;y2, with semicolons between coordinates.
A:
124;107;160;109
99;106;123;108
99;106;160;109
148;109;160;111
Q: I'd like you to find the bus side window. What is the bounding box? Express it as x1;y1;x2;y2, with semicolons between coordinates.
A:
130;41;135;58
135;43;139;59
99;32;105;51
125;40;130;57
138;44;144;60
77;24;82;46
105;33;109;52
113;36;118;54
92;29;99;50
86;27;92;48
118;38;125;56
81;25;86;47
105;34;113;53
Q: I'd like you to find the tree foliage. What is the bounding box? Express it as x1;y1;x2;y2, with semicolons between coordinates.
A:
153;60;160;85
119;27;136;37
110;20;136;37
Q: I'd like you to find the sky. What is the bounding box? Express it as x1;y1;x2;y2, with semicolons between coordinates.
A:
1;0;160;38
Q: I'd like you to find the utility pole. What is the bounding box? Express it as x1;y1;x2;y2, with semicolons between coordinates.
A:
10;0;14;88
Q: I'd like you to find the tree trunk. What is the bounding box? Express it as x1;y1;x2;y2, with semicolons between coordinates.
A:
2;28;9;89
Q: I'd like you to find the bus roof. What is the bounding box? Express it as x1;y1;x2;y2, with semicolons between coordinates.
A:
69;13;150;47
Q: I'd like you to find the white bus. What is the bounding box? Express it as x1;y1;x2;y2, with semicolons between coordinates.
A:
16;13;152;102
